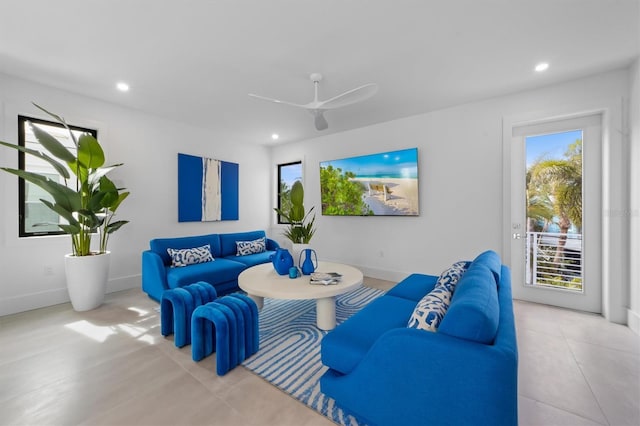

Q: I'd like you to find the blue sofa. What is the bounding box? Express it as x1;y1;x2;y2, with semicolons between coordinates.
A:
142;230;279;302
320;251;518;426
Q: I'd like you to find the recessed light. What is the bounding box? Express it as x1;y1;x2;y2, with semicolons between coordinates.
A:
535;62;549;72
116;82;130;92
271;133;279;140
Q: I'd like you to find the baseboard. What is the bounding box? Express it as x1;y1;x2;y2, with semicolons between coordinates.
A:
106;273;140;294
628;309;640;336
0;287;70;317
320;257;409;283
0;274;141;317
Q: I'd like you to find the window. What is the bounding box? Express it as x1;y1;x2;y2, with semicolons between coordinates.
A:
276;161;302;224
18;115;98;237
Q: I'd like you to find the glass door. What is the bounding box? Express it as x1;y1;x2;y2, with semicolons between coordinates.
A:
509;114;602;313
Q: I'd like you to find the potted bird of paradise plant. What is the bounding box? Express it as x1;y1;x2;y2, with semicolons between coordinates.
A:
0;103;129;311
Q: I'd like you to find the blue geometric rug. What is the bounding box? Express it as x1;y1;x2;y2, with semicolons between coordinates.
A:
242;286;383;426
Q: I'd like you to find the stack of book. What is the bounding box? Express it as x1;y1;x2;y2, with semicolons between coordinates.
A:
309;272;342;285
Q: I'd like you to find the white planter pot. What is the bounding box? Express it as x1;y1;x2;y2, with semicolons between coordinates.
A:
64;251;110;312
291;243;310;268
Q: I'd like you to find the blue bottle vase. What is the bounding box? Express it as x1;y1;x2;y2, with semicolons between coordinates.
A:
271;248;294;275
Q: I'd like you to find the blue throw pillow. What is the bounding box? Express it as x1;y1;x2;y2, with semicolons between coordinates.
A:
236;237;266;256
407;286;452;332
167;244;214;267
436;260;470;293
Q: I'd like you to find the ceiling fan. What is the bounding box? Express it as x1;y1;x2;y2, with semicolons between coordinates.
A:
249;73;378;131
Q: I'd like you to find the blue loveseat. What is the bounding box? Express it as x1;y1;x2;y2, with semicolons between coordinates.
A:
142;230;279;302
320;250;518;426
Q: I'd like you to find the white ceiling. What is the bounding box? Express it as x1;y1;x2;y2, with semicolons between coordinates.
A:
1;1;638;145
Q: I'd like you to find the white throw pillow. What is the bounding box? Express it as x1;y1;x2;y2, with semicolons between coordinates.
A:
167;244;214;267
407;286;452;332
236;237;266;256
436;260;470;293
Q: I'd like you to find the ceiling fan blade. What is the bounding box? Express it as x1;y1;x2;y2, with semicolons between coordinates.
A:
313;111;328;131
319;83;378;109
248;93;307;109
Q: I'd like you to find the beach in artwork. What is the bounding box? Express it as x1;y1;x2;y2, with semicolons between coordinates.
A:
320;148;420;216
351;177;419;215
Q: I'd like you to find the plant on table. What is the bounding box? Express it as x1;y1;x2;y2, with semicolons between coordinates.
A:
274;180;316;244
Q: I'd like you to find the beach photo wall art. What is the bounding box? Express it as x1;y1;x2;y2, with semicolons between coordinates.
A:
177;153;239;222
319;148;419;216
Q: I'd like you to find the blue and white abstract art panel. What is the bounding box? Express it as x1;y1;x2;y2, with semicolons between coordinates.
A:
177;153;239;222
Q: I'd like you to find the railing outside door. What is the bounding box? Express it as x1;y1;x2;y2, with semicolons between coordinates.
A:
525;231;583;292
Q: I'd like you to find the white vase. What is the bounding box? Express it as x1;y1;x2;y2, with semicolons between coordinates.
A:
291;243;310;268
64;251;110;311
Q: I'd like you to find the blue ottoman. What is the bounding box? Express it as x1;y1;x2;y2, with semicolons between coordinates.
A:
191;294;259;376
160;281;217;347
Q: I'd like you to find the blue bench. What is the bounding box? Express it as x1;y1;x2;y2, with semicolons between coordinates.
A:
191;294;259;375
160;281;218;347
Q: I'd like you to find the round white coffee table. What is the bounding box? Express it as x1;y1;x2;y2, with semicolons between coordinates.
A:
238;261;363;330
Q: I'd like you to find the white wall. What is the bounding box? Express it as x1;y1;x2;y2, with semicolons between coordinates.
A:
629;58;640;335
0;74;271;316
271;68;631;324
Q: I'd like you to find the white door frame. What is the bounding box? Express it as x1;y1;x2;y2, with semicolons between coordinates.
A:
510;114;602;312
502;98;627;322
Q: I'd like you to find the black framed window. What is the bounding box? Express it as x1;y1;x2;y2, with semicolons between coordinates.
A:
18;115;97;237
277;161;302;224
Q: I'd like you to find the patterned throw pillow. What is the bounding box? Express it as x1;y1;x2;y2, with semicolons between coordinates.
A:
436;260;470;293
167;244;214;267
236;237;266;256
407;286;452;332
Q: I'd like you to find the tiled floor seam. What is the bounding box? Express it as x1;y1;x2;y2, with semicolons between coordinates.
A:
563;334;611;426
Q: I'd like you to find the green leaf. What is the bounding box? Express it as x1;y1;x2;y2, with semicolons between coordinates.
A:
78;134;105;169
0;141;71;179
33;103;66;125
106;220;129;234
29;122;76;163
41;199;79;229
88;190;108;212
290;204;304;222
77;209;101;229
109;191;129;212
290;180;304;206
89;165;121;187
58;224;81;234
1;168;81;212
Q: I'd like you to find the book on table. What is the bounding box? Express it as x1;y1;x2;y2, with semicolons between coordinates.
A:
309;272;342;285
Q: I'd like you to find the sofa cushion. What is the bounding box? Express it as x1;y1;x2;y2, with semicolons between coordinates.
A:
435;260;470;293
322;295;416;375
385;273;439;302
151;234;221;265
472;250;501;285
438;263;499;344
236;237;266;256
223;251;274;267
167;244;214;267
166;258;247;289
219;230;267;257
407;285;452;331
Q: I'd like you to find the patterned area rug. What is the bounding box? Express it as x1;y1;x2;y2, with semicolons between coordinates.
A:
242;286;383;426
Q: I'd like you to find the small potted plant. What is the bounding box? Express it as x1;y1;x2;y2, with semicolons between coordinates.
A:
0;103;129;311
274;180;316;265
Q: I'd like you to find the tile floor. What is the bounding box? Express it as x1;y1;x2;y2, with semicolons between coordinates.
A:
0;277;638;425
